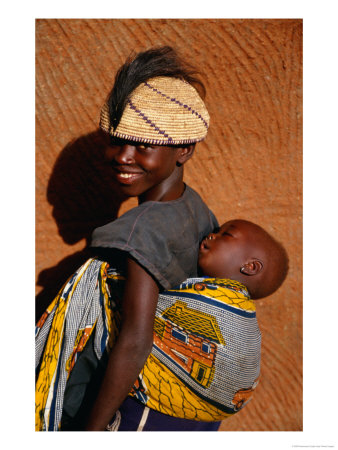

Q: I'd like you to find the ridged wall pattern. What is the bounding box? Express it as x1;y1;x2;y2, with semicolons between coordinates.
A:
36;19;302;431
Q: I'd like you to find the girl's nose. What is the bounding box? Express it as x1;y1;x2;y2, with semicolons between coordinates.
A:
114;145;136;164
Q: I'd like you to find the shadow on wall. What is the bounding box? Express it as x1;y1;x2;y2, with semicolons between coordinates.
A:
36;129;126;321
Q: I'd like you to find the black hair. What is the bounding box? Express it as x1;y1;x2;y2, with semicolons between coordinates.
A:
107;46;206;131
252;235;289;300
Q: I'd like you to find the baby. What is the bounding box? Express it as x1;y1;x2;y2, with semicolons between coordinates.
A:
124;219;288;427
198;219;288;299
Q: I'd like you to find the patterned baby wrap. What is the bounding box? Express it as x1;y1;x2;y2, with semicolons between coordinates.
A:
35;259;261;430
130;277;261;421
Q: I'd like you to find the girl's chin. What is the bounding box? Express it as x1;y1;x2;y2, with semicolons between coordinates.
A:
117;183;144;197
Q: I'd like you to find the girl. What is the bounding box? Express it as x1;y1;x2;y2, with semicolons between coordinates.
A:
35;46;219;431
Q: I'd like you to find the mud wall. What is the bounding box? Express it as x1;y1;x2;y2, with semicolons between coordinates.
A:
36;19;302;431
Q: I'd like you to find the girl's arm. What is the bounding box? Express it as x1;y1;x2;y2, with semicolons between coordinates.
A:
85;257;159;431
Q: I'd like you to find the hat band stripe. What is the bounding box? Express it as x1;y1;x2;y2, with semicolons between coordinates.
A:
110;132;200;146
128;99;174;142
144;82;209;129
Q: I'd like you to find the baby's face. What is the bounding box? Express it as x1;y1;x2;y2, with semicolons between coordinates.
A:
198;220;258;279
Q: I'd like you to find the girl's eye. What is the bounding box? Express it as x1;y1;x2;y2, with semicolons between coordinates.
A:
222;231;233;237
138;144;155;152
109;137;119;146
138;144;156;152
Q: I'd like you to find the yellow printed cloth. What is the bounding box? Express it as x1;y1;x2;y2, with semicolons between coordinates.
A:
129;278;261;421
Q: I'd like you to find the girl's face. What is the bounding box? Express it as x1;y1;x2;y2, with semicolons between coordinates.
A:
105;138;184;201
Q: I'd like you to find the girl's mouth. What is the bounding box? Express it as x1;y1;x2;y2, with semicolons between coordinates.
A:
113;169;144;185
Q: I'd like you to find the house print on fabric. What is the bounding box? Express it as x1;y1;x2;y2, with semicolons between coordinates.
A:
153;300;225;388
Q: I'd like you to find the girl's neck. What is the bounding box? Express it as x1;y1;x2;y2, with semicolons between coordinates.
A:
138;166;185;204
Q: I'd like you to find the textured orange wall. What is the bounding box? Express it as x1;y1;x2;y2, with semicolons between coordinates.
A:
36;19;302;431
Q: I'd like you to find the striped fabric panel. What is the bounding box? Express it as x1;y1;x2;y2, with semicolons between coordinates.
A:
35;259;110;431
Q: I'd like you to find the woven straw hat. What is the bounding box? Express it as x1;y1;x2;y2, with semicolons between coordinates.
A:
100;76;209;145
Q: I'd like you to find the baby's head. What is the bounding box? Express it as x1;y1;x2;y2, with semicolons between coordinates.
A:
198;220;289;299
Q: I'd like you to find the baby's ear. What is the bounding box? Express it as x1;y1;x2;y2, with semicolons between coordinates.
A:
177;144;195;165
240;259;263;276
